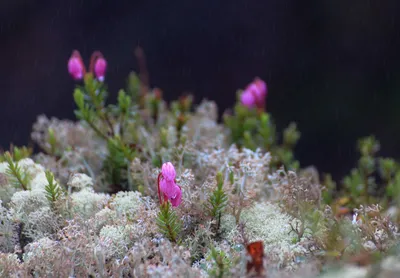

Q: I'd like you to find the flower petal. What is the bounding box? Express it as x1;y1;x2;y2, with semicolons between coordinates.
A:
161;162;176;181
170;185;182;207
159;179;179;199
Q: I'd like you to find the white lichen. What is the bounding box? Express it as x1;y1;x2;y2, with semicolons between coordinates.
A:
221;201;307;269
23;237;58;264
68;173;94;189
109;191;143;216
9;189;49;222
318;266;368;278
0;201;18;253
70;188;109;219
98;225;128;258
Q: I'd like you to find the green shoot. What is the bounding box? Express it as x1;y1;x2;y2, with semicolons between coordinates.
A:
0;145;32;162
4;152;30;190
156;202;181;243
207;245;231;278
206;172;228;232
44;170;61;205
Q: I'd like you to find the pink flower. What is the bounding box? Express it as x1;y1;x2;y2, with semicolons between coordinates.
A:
253;78;267;99
68;50;107;82
169;187;182;207
94;57;107;82
161;162;176;181
240;77;267;110
240;91;256;107
158;162;182;207
68;51;85;80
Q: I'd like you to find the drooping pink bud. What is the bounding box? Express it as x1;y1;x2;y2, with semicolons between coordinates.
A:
161;162;176;181
94;57;107;82
68;51;85;80
169;187;182;207
241;77;267;110
253;77;267;99
240;91;256;108
158;162;182;207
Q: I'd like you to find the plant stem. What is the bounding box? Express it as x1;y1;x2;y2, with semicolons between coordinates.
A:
87;120;109;141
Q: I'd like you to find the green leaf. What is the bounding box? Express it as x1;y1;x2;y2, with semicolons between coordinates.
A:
47;128;58;155
126;72;141;101
207;245;231;278
44;170;61;204
0;145;32;162
283;122;301;147
73;88;85;109
357;136;380;157
118;89;132;114
156;202;181;243
206;172;228;232
4;152;30;190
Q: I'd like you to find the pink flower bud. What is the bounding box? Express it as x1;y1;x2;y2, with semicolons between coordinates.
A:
241;77;268;110
94;57;107;82
158;162;182;207
240;91;256;108
161;162;176;181
160;179;178;199
253;78;267;99
159;179;182;207
68;51;85;80
169;186;182;207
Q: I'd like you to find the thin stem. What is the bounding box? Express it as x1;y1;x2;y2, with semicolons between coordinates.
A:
119;113;125;138
157;173;163;205
87;120;108;141
102;111;115;137
86;85;115;137
364;176;369;204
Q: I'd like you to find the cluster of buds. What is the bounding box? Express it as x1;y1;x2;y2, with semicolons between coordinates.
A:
157;162;182;207
68;50;107;81
240;77;267;110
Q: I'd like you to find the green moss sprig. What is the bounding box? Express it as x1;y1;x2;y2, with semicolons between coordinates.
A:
207;245;231;278
44;170;62;206
0;145;32;162
206;172;228;233
156;201;182;243
4;152;30;191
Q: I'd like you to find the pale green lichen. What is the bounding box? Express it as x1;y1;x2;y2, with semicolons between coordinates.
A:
22;237;57;263
68;173;94;189
318;266;369;278
221;201;307;268
379;256;400;277
17;158;45;181
98;225;128;258
70;188;109;219
109;191;143;216
23;206;60;241
94;207;118;231
0;201;18;253
0;158;48;204
0;253;21;277
9;189;49;222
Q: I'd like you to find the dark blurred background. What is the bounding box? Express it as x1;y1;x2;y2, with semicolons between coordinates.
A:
1;0;400;181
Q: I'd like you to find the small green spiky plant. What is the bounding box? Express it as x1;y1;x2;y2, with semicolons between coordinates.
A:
0;145;32;162
4;152;30;191
44;170;62;206
156;201;182;243
207;245;232;278
206;172;228;233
